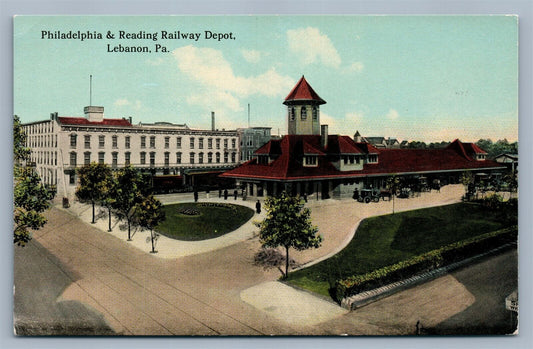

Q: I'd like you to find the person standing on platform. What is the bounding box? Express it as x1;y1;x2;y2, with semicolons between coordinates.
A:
256;200;261;214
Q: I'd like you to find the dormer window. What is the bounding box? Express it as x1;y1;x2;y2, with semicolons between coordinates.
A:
257;155;269;165
304;155;318;167
368;155;378;163
476;154;486;161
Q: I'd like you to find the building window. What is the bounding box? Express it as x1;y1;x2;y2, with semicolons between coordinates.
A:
70;134;77;148
199;152;204;164
84;135;91;149
164;152;170;166
190;152;195;164
55;151;57;165
368;155;378;163
247;136;253;147
224;152;228;163
150;152;155;166
69;152;77;167
216;138;220;149
84;152;91;165
112;152;118;168
199;137;204;149
313;106;318;120
164;137;170;149
190;137;195;149
232;139;236;149
150;136;156;148
125;136;130;149
69;172;76;185
289;107;295;121
207;152;213;164
99;135;105;148
141;136;146;148
231;152;236;163
176;152;182;164
112;135;118;148
98;152;105;164
258;155;269;165
301;106;307;120
125;152;131;165
208;138;213;149
216;152;220;163
224;139;228;149
176;137;182;148
140;152;146;165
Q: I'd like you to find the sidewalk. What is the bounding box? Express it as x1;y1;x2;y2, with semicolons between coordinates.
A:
62;195;266;259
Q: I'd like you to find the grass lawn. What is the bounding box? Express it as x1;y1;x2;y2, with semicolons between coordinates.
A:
157;203;255;241
286;202;517;298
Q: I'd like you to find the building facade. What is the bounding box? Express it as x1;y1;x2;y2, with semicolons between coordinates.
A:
221;76;506;199
23;106;240;200
237;127;272;163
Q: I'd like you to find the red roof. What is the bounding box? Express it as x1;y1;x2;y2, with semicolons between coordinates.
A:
283;76;326;105
222;136;504;181
58;117;132;127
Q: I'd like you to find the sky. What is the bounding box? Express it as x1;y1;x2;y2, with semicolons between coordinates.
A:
14;15;518;143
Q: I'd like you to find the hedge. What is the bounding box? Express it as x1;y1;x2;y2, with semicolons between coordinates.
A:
335;226;517;301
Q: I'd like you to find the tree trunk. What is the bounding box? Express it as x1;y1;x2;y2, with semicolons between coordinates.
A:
107;207;112;232
127;219;131;241
151;229;155;253
91;201;95;223
284;246;290;279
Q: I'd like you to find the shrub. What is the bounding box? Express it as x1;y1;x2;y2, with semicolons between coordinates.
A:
335;226;517;301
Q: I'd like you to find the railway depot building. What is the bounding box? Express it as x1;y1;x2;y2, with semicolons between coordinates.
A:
221;76;506;199
22;106;239;200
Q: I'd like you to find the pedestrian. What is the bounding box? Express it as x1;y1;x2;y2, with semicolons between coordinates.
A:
234;189;238;200
255;200;261;214
193;190;198;202
224;189;228;200
303;193;307;202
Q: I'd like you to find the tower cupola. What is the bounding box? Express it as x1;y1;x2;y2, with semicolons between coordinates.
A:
284;76;326;135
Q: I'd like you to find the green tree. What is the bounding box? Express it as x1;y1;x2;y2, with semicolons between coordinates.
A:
255;192;322;279
13;115;52;246
112;166;144;241
136;195;165;253
76;163;112;224
100;171;118;232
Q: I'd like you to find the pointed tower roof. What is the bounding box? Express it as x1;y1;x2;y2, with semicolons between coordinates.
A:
283;76;326;105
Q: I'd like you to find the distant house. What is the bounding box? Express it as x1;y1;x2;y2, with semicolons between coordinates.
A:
494;153;518;172
222;76;505;199
357;134;401;149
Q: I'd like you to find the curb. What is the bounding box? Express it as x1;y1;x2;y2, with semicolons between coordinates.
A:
341;242;517;310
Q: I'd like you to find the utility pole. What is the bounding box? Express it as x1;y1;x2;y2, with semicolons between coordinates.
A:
89;74;92;106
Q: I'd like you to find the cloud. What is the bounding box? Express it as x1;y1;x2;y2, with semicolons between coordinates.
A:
114;98;142;110
241;49;261;63
114;98;130;107
171;45;294;113
287;27;341;68
347;61;364;73
386;109;399;120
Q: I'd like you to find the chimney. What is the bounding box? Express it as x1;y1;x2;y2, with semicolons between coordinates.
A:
128;116;132;124
211;111;215;131
84;106;104;122
321;124;328;149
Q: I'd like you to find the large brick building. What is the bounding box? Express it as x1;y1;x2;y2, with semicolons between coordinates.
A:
22;106;240;200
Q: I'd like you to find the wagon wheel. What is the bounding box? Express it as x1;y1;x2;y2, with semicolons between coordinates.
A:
372;196;380;202
364;196;371;203
357;197;364;203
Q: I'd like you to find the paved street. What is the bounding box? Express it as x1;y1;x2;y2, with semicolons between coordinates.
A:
13;184;518;335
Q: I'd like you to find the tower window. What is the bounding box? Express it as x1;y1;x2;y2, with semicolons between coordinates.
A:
289;107;295;121
301;106;307;120
313;106;318;120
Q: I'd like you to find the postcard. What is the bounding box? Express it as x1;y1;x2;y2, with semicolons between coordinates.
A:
13;15;518;335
